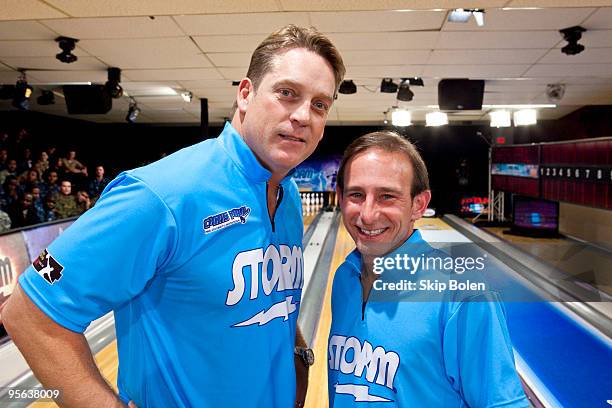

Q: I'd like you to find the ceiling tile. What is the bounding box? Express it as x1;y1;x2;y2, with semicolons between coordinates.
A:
583;7;612;29
206;53;251;68
45;0;280;17
443;8;596;31
79;38;211;69
524;63;612;77
42;16;184;39
342;50;431;66
437;31;562;49
123;68;222;81
174;12;309;35
326;32;440;51
507;0;612;7
310;10;446;32
429;49;548;65
281;0;508;11
0;21;58;40
345;65;425;78
423;64;531;78
0;56;106;71
177;79;232;88
0;0;68;20
192;35;262;53
216;67;249;80
25;69;107;83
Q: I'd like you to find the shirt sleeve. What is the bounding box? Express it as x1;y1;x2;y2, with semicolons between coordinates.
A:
442;292;529;408
18;172;178;333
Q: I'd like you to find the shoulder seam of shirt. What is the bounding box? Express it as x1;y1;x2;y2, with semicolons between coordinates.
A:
124;172;180;270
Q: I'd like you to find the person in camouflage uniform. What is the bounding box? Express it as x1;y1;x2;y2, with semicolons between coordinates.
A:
54;180;80;219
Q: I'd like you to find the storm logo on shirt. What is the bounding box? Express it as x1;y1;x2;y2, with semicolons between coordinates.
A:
203;206;251;234
226;244;303;327
329;335;399;402
32;249;64;285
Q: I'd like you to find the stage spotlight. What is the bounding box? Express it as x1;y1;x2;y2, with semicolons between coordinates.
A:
12;73;33;110
126;98;141;123
105;67;123;99
391;109;412;127
408;77;424;87
397;79;414;102
426;112;448;127
55;36;79;64
380;78;398;93
513;109;537;126
37;90;55;105
339;80;357;94
490;110;511;128
448;9;485;26
559;26;586;55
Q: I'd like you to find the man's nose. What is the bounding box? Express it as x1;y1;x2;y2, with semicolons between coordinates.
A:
290;100;311;125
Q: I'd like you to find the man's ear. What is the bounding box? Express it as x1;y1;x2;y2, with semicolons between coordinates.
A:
236;78;254;114
411;190;432;221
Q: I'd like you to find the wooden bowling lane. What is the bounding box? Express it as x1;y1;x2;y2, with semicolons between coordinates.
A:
28;340;119;408
305;221;355;408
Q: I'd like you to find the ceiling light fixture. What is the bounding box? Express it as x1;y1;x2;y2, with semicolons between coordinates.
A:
391;109;412;127
546;83;566;103
513;109;537;126
448;9;485;26
105;67;123;99
426;112;448;127
181;91;193;102
126;97;141;123
380;78;398;93
339;80;357;94
490;110;511;128
559;26;586;56
397;79;414;102
55;36;79;64
12;71;33;110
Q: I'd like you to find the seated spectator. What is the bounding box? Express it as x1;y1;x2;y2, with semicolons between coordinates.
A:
0;208;11;232
17;147;33;174
43;194;57;223
0;159;18;185
18;169;41;193
53;180;80;219
87;165;110;199
7;192;41;228
40;169;60;198
0;175;20;211
76;190;91;214
61;149;88;181
0;148;8;172
34;151;50;178
30;186;45;222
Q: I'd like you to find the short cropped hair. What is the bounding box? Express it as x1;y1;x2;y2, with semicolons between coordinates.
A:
248;24;344;94
337;131;430;198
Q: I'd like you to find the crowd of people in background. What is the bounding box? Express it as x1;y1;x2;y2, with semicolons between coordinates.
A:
0;128;111;233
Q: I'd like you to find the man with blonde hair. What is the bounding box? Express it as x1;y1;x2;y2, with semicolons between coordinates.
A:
3;25;344;408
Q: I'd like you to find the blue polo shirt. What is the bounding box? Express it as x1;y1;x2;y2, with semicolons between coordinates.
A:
328;230;528;407
19;123;304;407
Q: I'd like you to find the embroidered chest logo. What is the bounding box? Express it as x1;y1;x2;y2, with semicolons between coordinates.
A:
32;249;64;285
203;206;251;234
329;335;400;402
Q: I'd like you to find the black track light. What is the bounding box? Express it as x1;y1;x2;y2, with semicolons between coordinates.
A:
12;72;33;110
397;79;414;102
380;78;398;93
559;26;586;55
55;36;79;64
105;67;123;99
339;80;357;94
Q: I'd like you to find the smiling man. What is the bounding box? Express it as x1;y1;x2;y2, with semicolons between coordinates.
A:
328;131;528;407
2;25;344;408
